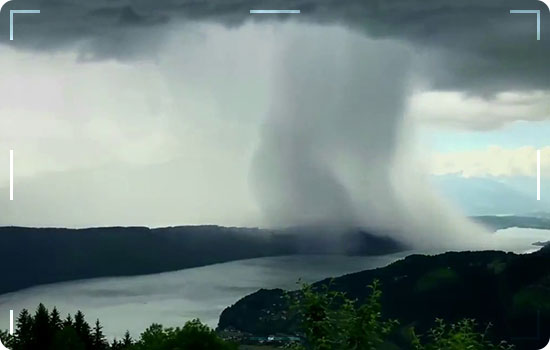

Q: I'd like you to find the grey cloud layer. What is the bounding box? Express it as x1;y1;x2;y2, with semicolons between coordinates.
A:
2;0;549;92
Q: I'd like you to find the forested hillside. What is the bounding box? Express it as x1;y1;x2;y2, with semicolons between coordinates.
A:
219;246;550;350
0;226;404;294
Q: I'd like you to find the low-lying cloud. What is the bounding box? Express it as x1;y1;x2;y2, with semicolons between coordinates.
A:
1;1;547;251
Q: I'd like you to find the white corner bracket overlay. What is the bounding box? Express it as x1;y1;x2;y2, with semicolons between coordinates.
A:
250;9;300;14
0;310;13;350
537;149;541;201
510;9;541;40
9;150;13;201
10;9;40;41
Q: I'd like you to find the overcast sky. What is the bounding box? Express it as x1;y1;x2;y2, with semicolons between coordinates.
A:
0;0;549;229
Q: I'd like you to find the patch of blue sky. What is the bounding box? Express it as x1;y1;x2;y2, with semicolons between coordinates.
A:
421;120;550;152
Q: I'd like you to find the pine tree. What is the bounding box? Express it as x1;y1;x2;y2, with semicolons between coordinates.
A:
73;311;92;350
63;314;73;328
122;330;133;348
54;313;85;350
50;307;62;333
14;309;33;350
0;329;14;350
110;338;122;350
52;326;86;350
32;304;51;349
91;319;108;350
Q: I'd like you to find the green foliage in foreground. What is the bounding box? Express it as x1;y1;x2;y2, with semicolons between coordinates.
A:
131;320;237;350
0;305;236;350
287;280;397;350
412;319;514;350
289;280;514;350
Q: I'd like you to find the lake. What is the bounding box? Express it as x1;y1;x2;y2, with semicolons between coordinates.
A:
0;227;547;339
0;253;409;339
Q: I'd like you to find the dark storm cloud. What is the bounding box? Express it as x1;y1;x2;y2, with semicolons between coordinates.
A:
2;0;548;89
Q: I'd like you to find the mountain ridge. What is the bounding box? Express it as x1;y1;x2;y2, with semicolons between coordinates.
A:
0;225;405;294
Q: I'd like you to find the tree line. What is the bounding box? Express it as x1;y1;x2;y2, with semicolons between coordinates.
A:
0;304;236;350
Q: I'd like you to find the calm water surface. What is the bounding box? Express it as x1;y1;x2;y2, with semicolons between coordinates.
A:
0;227;547;339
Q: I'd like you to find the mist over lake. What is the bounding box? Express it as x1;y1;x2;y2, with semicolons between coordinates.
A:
0;227;546;339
